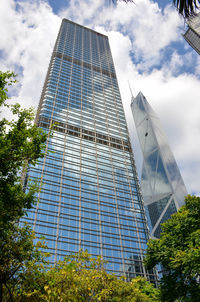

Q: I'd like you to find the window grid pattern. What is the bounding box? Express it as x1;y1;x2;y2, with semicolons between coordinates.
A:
184;28;200;55
23;19;156;282
183;13;200;55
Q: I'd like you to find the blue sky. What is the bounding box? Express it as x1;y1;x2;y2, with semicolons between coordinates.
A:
0;0;200;195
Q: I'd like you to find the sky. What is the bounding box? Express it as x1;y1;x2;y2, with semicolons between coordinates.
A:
0;0;200;195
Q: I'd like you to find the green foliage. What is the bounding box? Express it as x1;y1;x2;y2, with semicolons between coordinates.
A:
0;103;47;226
0;224;48;302
0;71;16;106
144;195;200;302
16;250;160;302
0;71;48;301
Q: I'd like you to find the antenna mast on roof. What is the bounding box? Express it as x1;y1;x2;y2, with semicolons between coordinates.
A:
128;81;135;99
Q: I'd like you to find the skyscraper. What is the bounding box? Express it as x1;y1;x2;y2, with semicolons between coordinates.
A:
183;13;200;55
22;19;155;281
131;92;187;238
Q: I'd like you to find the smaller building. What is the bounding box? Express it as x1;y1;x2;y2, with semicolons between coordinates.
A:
183;13;200;55
131;92;187;238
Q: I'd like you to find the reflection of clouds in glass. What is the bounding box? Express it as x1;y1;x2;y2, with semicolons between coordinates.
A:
142;151;171;199
174;181;188;208
142;179;171;204
132;93;147;127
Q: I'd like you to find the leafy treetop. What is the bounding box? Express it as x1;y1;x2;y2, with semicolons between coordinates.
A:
17;250;160;302
144;195;200;302
0;71;48;302
0;71;47;225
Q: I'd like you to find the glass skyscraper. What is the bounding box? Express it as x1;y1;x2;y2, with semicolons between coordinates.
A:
183;13;200;55
131;92;187;238
22;19;156;281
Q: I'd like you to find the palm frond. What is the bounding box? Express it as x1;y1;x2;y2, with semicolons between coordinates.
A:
111;0;134;4
111;0;199;19
173;0;200;18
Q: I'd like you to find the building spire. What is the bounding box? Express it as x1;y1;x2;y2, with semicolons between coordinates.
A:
128;80;134;98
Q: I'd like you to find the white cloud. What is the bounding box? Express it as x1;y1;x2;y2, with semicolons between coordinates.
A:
60;0;184;71
195;55;200;76
59;0;103;25
103;27;200;195
0;0;200;196
126;70;200;194
0;0;60;110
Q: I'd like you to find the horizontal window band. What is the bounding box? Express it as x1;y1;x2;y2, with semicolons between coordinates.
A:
37;116;131;151
53;52;116;78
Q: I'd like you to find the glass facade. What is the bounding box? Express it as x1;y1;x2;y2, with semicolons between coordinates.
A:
131;92;187;238
22;19;156;281
183;13;200;55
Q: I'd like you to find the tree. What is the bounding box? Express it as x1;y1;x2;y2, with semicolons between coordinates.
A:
0;71;48;301
144;195;200;302
0;225;48;302
112;0;200;19
0;72;47;226
16;250;160;302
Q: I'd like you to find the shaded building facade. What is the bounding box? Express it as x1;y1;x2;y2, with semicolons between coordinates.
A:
22;20;156;281
131;92;187;238
183;13;200;55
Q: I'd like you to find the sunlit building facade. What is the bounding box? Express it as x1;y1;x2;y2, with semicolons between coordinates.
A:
131;92;187;238
183;13;200;55
22;19;156;281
